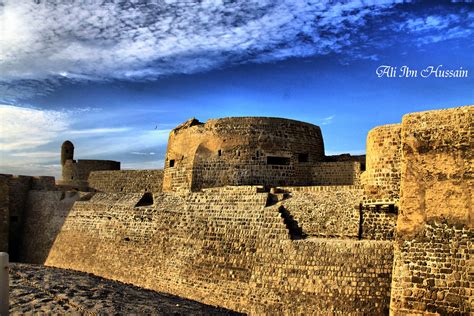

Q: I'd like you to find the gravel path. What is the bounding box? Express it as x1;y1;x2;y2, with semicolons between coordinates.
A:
8;263;243;315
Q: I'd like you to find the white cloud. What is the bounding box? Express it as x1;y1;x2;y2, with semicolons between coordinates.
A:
131;151;156;156
10;151;58;158
0;104;69;150
69;127;131;135
320;115;335;125
0;104;170;177
121;160;165;170
0;0;403;100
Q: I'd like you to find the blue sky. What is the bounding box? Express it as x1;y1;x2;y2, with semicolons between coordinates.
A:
0;0;473;177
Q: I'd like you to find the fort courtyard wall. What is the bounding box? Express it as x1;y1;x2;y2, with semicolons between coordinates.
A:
88;169;164;193
43;187;393;315
0;174;56;258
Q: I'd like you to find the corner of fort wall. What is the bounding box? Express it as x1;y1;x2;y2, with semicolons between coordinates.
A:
390;105;473;315
0;174;57;257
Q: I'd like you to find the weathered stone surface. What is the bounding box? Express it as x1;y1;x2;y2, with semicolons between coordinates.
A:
2;106;472;315
0;174;56;258
88;169;163;193
9;263;240;315
163;117;362;191
43;186;393;315
362;123;402;204
0;177;9;252
276;185;363;238
18;190;80;263
390;105;473;315
361;205;397;240
390;223;473;315
397;106;473;236
59;140;120;189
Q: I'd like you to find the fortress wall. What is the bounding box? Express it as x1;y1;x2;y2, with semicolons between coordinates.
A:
361;205;397;240
75;160;120;180
391;223;472;315
277;186;363;238
248;239;393;315
163;119;207;191
0;177;9;252
0;174;58;257
163;117;325;191
363;124;402;203
18;190;80;263
45;186;393;314
312;161;362;185
88;169;163;193
390;106;473;315
61;159;120;188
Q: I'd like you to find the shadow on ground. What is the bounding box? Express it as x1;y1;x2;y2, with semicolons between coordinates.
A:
9;263;244;315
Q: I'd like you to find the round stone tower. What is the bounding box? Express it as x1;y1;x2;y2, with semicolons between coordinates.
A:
362;123;401;203
163;117;326;191
61;140;74;166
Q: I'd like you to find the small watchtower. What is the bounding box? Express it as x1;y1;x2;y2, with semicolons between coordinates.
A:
61;140;74;166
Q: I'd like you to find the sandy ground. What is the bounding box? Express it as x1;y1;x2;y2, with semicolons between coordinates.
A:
8;263;243;315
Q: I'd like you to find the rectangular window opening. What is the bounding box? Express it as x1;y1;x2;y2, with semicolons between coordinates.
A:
169;159;175;168
298;153;309;163
267;156;290;165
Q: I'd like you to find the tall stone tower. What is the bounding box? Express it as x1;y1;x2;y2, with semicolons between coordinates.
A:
61;140;74;166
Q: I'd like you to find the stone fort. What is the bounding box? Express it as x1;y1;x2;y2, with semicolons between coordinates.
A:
0;105;472;315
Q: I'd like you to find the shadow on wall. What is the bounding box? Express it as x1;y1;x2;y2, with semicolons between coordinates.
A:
17;191;83;264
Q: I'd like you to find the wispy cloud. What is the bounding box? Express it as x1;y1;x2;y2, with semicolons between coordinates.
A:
131;151;156;156
122;160;165;170
0;104;69;150
0;104;170;177
10;151;58;158
69;127;131;135
2;1;473;101
320;115;335;125
0;0;406;100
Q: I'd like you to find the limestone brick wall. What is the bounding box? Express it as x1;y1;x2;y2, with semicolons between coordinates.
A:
61;159;120;188
88;169;163;193
397;106;472;236
361;205;397;240
248;239;394;315
44;186;394;314
163;117;326;191
0;174;57;257
391;223;472;315
363;123;401;203
276;186;363;238
0;177;9;252
390;105;473;315
18;190;80;263
312;161;362;185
